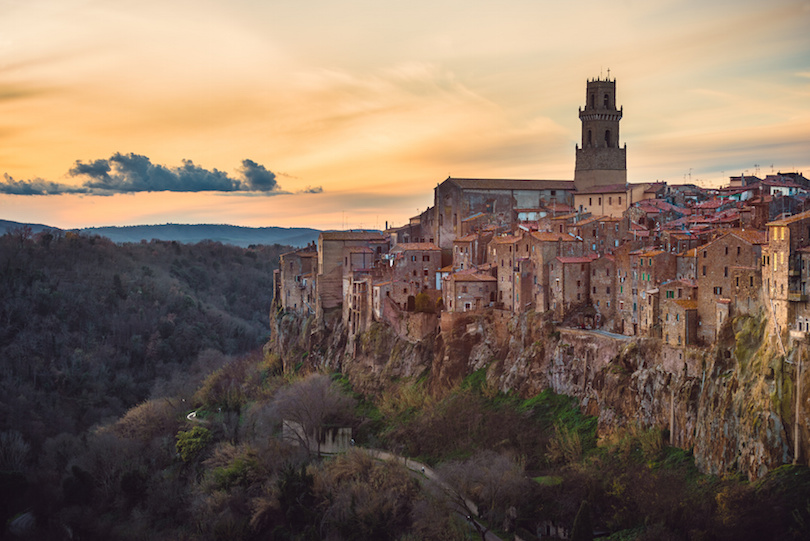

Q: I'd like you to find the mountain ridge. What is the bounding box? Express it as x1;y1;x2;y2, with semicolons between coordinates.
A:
0;219;320;248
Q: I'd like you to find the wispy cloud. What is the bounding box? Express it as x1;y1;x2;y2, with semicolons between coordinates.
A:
0;153;322;196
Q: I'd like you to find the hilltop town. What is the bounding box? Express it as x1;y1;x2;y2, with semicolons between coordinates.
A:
273;77;809;355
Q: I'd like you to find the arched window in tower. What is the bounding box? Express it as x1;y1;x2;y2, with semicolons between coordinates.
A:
587;130;592;146
590;94;595;109
605;129;612;147
603;93;610;108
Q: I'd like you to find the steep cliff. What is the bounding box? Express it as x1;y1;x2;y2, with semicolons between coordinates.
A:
270;308;809;479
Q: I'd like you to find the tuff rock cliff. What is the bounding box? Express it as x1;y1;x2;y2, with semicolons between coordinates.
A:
270;308;810;480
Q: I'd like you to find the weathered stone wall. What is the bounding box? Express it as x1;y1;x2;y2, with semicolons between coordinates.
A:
270;305;809;480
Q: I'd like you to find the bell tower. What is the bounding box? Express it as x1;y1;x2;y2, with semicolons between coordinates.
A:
574;77;627;190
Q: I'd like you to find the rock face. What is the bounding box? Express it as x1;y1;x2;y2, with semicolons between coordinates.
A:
270;308;809;479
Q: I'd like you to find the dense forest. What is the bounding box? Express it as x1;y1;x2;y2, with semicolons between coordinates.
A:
0;227;286;445
1;227;809;540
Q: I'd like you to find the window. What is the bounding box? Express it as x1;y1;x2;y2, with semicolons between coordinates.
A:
598;197;602;205
737;246;741;256
607;286;611;294
609;197;612;205
714;286;722;295
750;276;754;287
676;313;680;322
724;267;728;277
702;265;706;276
604;93;609;107
604;130;611;146
736;277;739;287
461;285;467;293
703;250;707;258
423;269;429;276
411;255;416;262
589;197;592;206
422;255;430;262
725;246;729;255
618;197;622;205
593;286;597;294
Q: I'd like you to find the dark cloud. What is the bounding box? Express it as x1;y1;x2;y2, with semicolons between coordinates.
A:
0;174;87;195
1;153;323;196
69;153;241;194
239;159;277;191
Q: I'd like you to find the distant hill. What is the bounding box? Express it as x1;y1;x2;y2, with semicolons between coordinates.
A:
1;219;320;248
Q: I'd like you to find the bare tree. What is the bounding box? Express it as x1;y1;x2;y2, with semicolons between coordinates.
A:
273;373;354;457
433;450;531;540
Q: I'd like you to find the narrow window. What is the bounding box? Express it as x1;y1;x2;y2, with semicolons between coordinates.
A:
605;130;611;146
603;94;609;107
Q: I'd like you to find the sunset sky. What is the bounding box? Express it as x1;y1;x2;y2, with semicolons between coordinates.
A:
1;0;809;231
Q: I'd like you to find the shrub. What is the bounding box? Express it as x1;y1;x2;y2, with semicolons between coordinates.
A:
175;426;212;462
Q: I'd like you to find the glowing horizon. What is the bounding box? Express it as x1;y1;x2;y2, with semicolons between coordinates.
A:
1;0;809;231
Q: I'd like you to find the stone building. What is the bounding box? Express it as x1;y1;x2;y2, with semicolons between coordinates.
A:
590;254;616;329
569;215;628;255
443;272;498;312
432;177;574;250
615;246;676;336
763;210;810;335
662;299;699;347
489;234;521;310
277;245;318;314
549;255;597;320
316;231;389;319
574;77;626;191
696;229;767;343
386;242;442;310
452;231;493;271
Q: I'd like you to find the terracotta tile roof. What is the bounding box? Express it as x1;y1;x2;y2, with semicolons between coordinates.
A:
446;177;575;191
453;234;478;243
451;272;497;282
346;246;374;253
489;235;520;245
551;212;579;221
767;209;810;226
556;255;598;264
680;248;698;257
321;230;387;241
530;231;577;242
636;249;666;258
575;183;628;194
572;215;605;227
672;299;698;310
391;242;441;252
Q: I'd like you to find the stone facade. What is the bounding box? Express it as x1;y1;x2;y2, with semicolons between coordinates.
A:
432;177;574;249
695;229;767;343
574;77;627;191
443;272;498;312
278;246;318;314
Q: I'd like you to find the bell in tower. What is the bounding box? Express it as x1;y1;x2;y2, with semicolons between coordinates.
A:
574;77;627;191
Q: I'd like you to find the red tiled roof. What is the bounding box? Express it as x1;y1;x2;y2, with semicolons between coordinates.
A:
672;299;698;310
767;209;810;227
556;255;598;264
391;242;441;251
321;230;387;241
446;177;574;191
451;272;497;282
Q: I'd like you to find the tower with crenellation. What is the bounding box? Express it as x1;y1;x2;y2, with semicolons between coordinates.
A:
574;77;627;191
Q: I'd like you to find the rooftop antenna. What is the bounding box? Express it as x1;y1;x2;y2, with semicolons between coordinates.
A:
754;163;760;176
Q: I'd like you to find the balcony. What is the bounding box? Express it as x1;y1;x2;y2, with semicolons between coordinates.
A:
787;290;807;302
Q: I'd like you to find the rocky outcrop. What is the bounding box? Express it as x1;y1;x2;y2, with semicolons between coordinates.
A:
269;307;809;479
